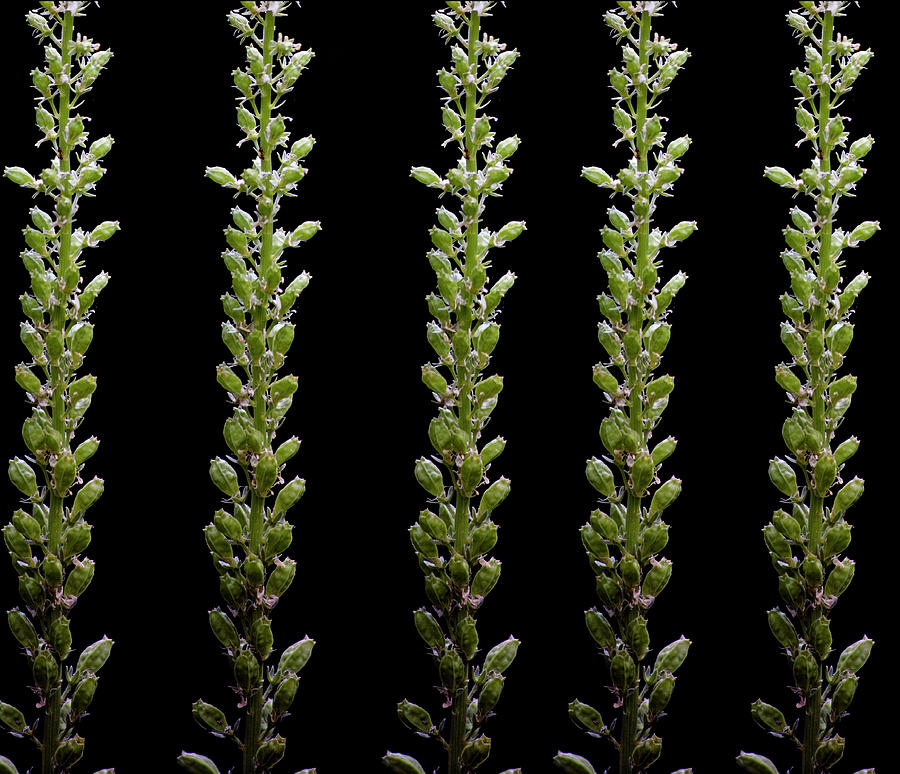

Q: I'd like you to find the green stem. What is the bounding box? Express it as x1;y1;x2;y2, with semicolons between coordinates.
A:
448;11;481;774
619;12;651;774
43;11;74;774
802;12;833;774
243;13;276;774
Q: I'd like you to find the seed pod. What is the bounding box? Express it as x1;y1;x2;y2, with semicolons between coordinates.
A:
205;525;233;561
778;574;805;608
649;477;681;515
483;637;519;676
209;609;240;651
8;609;38;651
553;753;598;774
650;437;676;466
250;616;274;661
653;637;690;676
71;674;98;717
439;649;465;692
18;575;44;609
772;510;801;543
273;477;305;515
470;521;498;556
255;735;286;769
825;558;855;597
8;458;37;498
768;609;799;650
768;458;798;499
472;558;501;599
645;375;674;403
814;736;845;769
209;458;240;498
831;674;858;716
3;525;30;559
802;555;823;588
62;523;92;559
33;648;59;692
630;452;653;494
735;753;779;774
832;477;863;516
591;510;619;542
479;477;510;514
619;555;640;588
192;699;229;734
585;608;615;651
53;736;85;769
633;735;662;769
382;753;427;774
792;649;818;693
810;617;832;659
65;559;95;598
641;521;669;558
626;615;650;661
649;675;675;716
264;522;292;560
642;558;673;598
580;524;607;559
448;555;469;586
414;458;443;498
568;699;604;734
834;436;859;466
49;616;72;659
595;572;622;608
460;736;491;769
397;699;433;733
586;457;615;497
177;752;222;774
0;701;26;733
76;637;113;676
414;609;444;650
460;454;483;496
610;649;637;690
835;636;873;675
265;557;296;597
278;637;315;674
813;453;836;494
234;649;261;692
823;522;852;558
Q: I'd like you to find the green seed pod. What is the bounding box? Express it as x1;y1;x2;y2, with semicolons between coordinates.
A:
642;559;673;598
70;673;98;717
586;457;615;497
599;417;623;454
448;555;469;586
8;609;38;651
828;321;854;355
568;699;604;734
234;649;261;692
274;437;301;466
177;752;222;774
382;752;426;774
823;522;852;559
803;555;823;588
649;675;675;716
792;648;818;693
832;477;863;516
75;636;113;676
835;636;873;675
470;522;498;556
397;699;433;733
250;616;274;661
73;436;100;466
272;673;300;717
278;637;315;674
834;436;859;466
479;675;504;718
595;572;622;608
654;637;690;676
778;574;805;608
810;617;832;659
8;458;38;498
21;418;45;453
813;453;836;494
479;477;510;514
646;323;671;355
611;649;637;690
0;701;26;733
768;609;799;650
630;452;653;494
751;699;787;734
205;525;233;561
209;458;240;498
216;365;243;394
619;555;641;588
439;649;465;692
460;454;483;496
266;558;296;598
585;608;615;650
213;510;243;542
645;375;674;403
409;523;438;560
209;609;240;650
772;510;801;543
33;648;59;692
554;752;598;774
471;558;502;600
414;458;443;498
421;365;448;395
641;521;669;558
268;322;295;355
52;451;77;495
67;375;96;404
626;615;650;661
273;476;306;515
414;609;444;650
14;364;42;395
592;364;618;393
254;452;278;493
255;735;286;769
591;510;619;543
768;458;798;499
3;525;30;559
813;735;845;769
825;558;855;597
580;524;607;559
649;477;681;516
831;674;858;716
633;735;662;770
12;511;41;542
49;616;72;659
53;736;85;769
460;735;491;769
264;522;292;560
62;522;92;559
735;752;779;774
650;437;676;466
829;375;857;401
457;616;479;661
481;437;506;464
763;524;792;560
65;559;95;598
192;699;229;734
483;637;519;675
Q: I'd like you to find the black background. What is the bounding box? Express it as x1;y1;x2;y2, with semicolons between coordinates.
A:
0;3;898;772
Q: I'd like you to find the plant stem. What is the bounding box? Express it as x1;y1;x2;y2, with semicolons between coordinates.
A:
618;11;651;773
42;11;74;773
448;12;481;773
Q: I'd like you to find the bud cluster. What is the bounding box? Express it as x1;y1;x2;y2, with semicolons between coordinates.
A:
384;5;524;774
555;4;694;774
179;4;318;774
2;4;116;772
740;5;876;774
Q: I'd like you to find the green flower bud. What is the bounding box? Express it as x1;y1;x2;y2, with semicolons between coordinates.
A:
177;752;222;774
